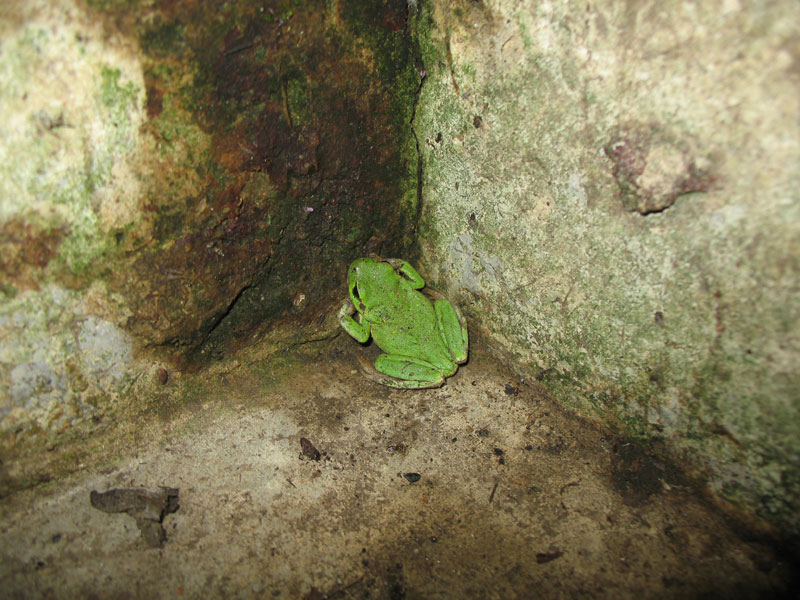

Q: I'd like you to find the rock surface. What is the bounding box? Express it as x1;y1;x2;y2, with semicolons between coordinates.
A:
1;0;419;441
1;344;794;597
413;0;800;539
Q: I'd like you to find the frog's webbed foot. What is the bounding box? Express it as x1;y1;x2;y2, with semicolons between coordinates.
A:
352;351;404;388
378;374;446;389
339;299;371;343
338;298;355;321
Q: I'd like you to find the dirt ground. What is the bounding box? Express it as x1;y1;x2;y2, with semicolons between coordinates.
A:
0;336;796;599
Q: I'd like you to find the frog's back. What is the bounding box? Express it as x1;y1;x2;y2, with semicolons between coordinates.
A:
370;284;452;367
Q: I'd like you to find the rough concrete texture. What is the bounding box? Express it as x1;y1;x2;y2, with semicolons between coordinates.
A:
0;340;795;598
413;1;800;539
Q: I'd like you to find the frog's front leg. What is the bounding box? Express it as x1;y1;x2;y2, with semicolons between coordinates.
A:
384;258;425;289
374;354;447;389
433;298;469;364
338;300;371;343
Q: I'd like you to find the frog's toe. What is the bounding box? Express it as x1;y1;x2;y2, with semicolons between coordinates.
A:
338;299;355;318
381;376;445;389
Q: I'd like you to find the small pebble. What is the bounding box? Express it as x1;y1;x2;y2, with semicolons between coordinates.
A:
300;437;321;461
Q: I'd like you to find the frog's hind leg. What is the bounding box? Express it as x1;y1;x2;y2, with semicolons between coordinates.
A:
374;354;446;389
433;298;469;364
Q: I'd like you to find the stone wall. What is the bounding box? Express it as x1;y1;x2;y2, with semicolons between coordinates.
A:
0;0;419;456
414;0;799;538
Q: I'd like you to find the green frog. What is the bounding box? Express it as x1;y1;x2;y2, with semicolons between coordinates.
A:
338;257;468;388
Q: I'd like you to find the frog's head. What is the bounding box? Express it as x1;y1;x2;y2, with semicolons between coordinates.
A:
347;257;393;312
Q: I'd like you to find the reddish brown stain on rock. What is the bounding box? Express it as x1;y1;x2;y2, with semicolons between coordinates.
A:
105;0;418;362
605;122;716;215
0;219;64;291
